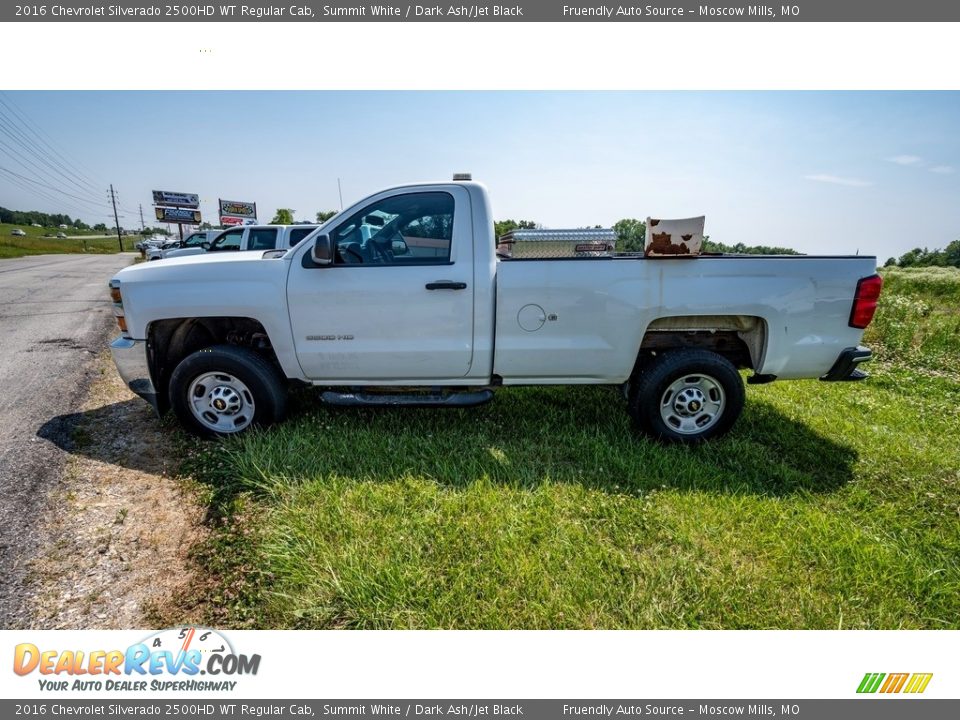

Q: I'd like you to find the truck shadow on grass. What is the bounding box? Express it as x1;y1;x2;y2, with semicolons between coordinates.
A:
38;386;858;510
192;384;859;510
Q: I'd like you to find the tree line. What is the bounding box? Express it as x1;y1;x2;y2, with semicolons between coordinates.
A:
0;206;92;229
884;240;960;268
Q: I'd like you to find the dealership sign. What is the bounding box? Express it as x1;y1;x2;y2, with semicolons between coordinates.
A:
156;207;202;223
219;199;257;220
152;190;200;208
220;216;254;226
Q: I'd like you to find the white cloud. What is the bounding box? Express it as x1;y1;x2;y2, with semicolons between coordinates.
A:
804;174;874;187
886;154;924;166
929;165;955;174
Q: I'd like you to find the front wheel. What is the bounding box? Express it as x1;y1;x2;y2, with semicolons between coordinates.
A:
169;345;288;438
629;349;745;444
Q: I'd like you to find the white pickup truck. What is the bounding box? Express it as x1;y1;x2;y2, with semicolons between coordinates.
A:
108;179;882;443
149;224;319;261
145;229;220;261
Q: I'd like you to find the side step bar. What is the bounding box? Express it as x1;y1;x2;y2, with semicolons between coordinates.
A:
321;389;495;408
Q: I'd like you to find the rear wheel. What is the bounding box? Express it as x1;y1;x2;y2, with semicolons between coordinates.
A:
169;345;287;438
629;349;744;444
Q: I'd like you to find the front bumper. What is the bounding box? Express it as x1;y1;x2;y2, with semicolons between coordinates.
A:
110;336;161;415
820;345;873;382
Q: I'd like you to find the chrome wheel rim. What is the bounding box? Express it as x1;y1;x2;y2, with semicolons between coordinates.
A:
659;374;726;435
187;372;255;433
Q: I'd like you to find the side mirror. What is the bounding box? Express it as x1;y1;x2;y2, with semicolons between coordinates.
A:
201;241;211;250
311;234;334;265
391;238;409;255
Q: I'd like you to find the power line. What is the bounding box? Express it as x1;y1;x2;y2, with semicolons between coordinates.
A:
0;93;106;191
0;116;104;203
0;116;102;202
0;134;110;215
0;163;110;210
0;113;103;198
0;96;112;223
0;95;124;227
0;166;99;218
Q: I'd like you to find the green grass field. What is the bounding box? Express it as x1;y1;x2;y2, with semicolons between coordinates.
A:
170;266;960;630
0;222;127;258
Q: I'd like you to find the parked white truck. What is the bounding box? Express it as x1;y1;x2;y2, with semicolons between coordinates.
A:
148;224;319;261
108;179;882;443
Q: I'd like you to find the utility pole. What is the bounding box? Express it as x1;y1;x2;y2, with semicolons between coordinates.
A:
337;178;344;210
109;184;123;252
139;204;146;233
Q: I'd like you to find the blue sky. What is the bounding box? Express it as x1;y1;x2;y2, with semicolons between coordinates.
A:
1;91;958;259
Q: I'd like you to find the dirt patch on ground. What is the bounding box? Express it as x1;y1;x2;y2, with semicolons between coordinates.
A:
28;353;206;629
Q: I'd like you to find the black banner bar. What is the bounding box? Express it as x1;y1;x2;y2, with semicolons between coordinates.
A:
3;700;959;719
5;1;960;23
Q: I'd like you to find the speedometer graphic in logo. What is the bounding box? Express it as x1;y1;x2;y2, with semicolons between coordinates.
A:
141;627;234;660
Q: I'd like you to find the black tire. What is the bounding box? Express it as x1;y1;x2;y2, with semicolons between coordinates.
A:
169;344;287;438
628;349;744;444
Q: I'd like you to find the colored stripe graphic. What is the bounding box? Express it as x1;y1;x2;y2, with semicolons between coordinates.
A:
857;673;885;693
880;673;909;693
904;673;934;694
857;672;932;694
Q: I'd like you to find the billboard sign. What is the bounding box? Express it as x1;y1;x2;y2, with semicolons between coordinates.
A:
152;190;200;208
156;206;202;223
219;199;257;221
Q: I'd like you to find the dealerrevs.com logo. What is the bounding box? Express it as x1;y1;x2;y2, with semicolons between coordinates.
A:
13;627;260;693
857;673;933;694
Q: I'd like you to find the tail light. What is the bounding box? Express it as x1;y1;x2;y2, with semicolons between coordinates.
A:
849;274;883;329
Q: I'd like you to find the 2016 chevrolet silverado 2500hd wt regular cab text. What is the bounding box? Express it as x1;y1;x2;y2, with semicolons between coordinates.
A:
108;179;883;443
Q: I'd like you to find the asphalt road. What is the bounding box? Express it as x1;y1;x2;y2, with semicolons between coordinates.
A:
0;253;134;628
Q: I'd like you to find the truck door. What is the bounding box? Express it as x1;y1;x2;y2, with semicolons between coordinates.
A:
286;186;474;381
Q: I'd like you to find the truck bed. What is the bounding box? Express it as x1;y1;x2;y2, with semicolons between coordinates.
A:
493;254;878;384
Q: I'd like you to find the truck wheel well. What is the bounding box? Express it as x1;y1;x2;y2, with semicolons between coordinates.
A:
636;315;767;372
147;317;278;413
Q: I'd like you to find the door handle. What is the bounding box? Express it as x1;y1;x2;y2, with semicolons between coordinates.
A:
425;281;467;290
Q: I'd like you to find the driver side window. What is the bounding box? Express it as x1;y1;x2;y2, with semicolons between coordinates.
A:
330;191;454;266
